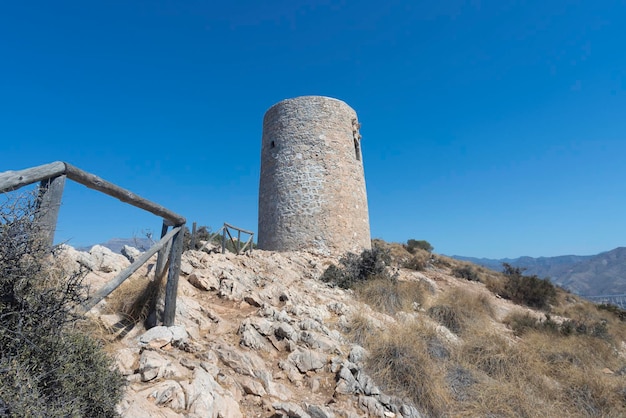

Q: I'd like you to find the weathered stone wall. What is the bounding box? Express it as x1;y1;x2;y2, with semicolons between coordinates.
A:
258;96;371;255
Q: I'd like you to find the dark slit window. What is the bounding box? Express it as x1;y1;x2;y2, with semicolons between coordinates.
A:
354;139;361;161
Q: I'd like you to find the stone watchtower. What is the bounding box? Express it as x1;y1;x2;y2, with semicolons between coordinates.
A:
258;96;371;255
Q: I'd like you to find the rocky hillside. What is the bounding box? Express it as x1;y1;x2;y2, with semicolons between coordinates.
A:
57;243;626;417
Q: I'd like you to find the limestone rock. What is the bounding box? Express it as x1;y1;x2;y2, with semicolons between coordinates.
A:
215;345;266;377
288;349;326;373
273;402;311;418
188;270;219;291
139;326;173;349
90;244;129;273
139;350;170;382
121;245;143;263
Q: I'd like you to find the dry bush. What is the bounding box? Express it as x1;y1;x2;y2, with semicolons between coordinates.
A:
459;379;561;418
524;331;626;417
0;194;125;417
504;312;559;336
459;330;529;380
345;311;378;346
355;277;427;315
452;264;480;282
562;369;626;417
366;322;451;417
402;249;430;271
427;288;494;335
105;272;165;325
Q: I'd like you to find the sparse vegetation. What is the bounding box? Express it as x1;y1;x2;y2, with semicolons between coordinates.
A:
342;239;626;417
0;195;125;417
598;303;626;321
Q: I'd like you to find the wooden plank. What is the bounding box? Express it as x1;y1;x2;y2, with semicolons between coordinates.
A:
163;226;184;326
0;161;66;193
34;175;66;249
81;226;182;312
64;163;185;226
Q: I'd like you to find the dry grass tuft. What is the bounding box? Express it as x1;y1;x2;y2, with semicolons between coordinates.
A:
459;330;528;380
366;322;452;417
355;277;428;315
427;288;494;335
104;269;166;325
345;311;379;346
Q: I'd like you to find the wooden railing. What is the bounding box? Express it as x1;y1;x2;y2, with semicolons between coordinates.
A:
0;161;186;326
195;222;255;255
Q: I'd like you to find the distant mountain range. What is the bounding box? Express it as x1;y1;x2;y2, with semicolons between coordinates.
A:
452;247;626;297
77;237;154;254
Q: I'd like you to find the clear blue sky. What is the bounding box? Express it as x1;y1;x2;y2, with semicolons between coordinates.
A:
1;1;625;258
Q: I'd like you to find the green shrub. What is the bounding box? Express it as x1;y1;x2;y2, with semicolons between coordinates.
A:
405;239;434;254
505;312;610;340
0;195;125;417
500;263;556;310
321;245;391;289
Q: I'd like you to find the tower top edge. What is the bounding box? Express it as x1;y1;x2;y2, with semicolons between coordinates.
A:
265;96;355;114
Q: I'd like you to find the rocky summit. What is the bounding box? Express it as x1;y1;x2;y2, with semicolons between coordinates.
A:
55;245;418;417
55;242;626;418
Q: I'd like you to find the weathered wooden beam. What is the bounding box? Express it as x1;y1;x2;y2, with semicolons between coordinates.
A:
0;161;66;193
225;227;236;253
64;163;185;226
81;226;182;312
197;226;224;253
155;222;170;281
163;226;184;326
223;222;254;235
34;175;66;249
238;235;254;254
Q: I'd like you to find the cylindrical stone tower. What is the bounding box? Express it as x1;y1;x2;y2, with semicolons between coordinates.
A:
258;96;371;255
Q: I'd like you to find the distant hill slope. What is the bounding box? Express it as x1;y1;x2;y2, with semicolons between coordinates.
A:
452;248;626;296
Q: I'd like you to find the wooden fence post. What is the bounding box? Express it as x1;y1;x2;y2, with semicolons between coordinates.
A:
163;225;184;326
34;175;66;249
190;221;197;250
155;222;170;280
144;222;171;327
222;226;226;254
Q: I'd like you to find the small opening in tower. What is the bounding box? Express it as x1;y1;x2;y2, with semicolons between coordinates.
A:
354;139;361;161
270;141;275;148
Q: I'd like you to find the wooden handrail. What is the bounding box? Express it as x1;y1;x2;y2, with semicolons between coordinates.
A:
0;161;187;326
0;161;186;226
